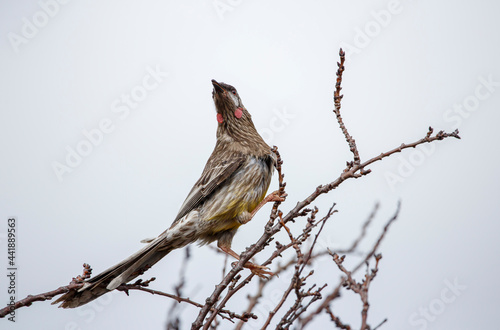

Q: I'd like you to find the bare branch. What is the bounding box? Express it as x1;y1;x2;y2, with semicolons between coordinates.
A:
352;201;400;274
0;263;91;318
333;48;361;166
167;247;191;329
3;48;460;330
335;203;379;254
191;47;458;329
117;278;255;323
373;318;388;330
326;305;352;330
0;282;83;318
300;203;401;328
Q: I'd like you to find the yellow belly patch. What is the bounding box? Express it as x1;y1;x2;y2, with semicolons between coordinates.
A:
206;189;268;233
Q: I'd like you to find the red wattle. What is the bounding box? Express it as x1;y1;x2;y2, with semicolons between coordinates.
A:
217;113;224;123
235;108;243;119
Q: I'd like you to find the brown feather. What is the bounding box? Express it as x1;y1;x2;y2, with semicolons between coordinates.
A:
54;80;275;308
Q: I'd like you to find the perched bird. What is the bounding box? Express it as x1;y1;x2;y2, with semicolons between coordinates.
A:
53;79;283;308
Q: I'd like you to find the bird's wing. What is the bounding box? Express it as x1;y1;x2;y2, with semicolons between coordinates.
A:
172;153;246;224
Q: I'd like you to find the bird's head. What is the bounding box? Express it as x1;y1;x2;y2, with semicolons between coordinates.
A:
210;79;270;153
211;79;249;125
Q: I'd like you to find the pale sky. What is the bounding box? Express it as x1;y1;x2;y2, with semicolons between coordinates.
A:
1;1;499;329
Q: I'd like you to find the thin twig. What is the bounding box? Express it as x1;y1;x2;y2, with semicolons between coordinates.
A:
333;48;360;166
269;208;334;328
3;48;460;329
326;305;352;329
0;263;91;318
335;203;379;254
117;278;255;323
300;203;400;328
0;282;84;318
373;318;388;330
192;46;459;328
167;247;191;329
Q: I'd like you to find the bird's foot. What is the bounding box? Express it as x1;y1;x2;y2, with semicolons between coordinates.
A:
245;262;274;279
266;190;287;203
248;191;287;220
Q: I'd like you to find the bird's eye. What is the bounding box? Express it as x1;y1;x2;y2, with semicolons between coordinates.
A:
232;91;236;95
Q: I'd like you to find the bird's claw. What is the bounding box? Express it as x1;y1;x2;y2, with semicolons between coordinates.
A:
246;263;274;279
269;190;287;203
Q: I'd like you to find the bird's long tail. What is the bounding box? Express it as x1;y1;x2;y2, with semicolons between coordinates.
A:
53;229;189;308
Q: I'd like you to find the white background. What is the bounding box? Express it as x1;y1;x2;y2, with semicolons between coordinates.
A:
1;1;499;329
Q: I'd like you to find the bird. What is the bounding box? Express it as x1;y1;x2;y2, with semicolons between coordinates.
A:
53;79;284;308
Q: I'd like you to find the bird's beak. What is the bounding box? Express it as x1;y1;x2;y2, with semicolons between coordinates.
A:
212;79;225;93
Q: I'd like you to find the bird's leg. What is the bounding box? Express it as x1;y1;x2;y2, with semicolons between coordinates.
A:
217;242;273;279
238;190;286;226
252;190;286;218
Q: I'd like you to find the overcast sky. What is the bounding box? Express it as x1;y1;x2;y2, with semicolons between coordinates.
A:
1;1;499;329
